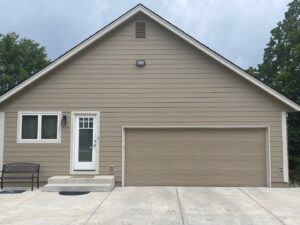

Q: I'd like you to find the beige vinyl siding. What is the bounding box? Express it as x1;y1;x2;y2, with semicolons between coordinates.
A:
0;13;290;184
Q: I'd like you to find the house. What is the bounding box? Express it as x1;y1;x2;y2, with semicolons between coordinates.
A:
0;4;299;189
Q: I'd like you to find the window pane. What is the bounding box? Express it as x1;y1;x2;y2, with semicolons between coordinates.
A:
22;115;38;139
89;118;93;128
78;129;93;162
41;115;58;139
84;118;88;128
79;118;83;128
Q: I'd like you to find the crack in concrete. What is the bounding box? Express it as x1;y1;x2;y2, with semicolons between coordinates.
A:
238;187;286;225
83;191;112;225
175;187;185;225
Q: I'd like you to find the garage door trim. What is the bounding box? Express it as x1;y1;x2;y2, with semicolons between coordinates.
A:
122;126;271;187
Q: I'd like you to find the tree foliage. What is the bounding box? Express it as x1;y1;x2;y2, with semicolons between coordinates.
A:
0;32;49;95
247;0;300;179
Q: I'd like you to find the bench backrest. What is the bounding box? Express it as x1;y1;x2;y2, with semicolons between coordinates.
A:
3;162;40;173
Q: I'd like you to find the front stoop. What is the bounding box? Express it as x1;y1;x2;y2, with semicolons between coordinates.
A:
43;175;115;192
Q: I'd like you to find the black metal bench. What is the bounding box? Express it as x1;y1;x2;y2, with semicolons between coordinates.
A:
0;162;40;191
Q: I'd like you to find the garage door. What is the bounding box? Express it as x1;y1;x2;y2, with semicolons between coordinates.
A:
124;128;267;187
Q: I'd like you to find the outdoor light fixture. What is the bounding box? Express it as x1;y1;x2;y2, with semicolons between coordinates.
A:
61;115;67;127
136;59;146;67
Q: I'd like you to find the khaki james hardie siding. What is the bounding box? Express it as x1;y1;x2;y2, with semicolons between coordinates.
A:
0;13;290;185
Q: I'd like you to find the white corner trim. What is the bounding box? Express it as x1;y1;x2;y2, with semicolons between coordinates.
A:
121;125;271;187
267;126;272;188
121;126;125;187
17;111;62;144
281;112;289;182
69;111;100;175
0;112;4;169
0;5;299;111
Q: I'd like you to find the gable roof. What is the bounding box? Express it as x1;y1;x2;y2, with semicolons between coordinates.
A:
0;4;299;111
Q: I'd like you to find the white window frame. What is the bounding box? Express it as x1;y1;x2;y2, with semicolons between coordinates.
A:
17;111;61;143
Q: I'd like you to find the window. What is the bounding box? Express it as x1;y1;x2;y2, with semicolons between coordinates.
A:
18;112;61;143
135;21;146;38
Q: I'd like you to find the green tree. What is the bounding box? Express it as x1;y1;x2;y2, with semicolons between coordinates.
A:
0;32;50;95
247;0;300;182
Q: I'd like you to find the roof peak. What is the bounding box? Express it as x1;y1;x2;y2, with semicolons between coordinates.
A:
0;4;299;110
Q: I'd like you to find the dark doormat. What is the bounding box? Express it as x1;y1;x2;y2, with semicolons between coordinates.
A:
0;190;26;194
59;191;90;196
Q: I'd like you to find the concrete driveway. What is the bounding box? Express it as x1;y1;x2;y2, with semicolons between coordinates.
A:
0;187;299;225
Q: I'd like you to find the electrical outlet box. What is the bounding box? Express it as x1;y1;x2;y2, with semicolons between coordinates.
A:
109;166;114;175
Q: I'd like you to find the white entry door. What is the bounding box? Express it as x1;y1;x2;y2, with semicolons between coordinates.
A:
73;113;98;171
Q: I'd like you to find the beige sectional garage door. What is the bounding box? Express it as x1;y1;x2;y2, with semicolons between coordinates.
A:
124;128;267;187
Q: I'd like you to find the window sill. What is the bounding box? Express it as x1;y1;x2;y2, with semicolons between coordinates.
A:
17;139;61;144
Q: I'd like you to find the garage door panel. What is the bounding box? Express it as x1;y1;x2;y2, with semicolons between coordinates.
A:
128;157;264;168
126;170;265;186
125;128;267;186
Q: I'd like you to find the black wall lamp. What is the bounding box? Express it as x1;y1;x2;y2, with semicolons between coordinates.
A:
61;115;67;127
136;59;146;67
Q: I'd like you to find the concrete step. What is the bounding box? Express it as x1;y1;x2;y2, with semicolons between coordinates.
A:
43;183;114;192
43;175;115;192
48;176;114;185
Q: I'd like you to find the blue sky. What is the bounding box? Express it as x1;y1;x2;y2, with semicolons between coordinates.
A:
0;0;290;69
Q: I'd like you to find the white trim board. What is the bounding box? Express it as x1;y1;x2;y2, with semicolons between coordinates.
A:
69;111;100;175
0;112;4;169
121;125;271;188
0;4;299;111
267;126;272;188
281;112;289;182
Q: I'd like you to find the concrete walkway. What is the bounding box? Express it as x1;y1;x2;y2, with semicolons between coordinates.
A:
0;187;299;225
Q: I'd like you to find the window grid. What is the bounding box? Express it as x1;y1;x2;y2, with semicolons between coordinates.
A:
79;117;93;129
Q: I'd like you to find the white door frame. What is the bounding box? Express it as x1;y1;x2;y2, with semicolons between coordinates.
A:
121;125;271;187
70;111;100;175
